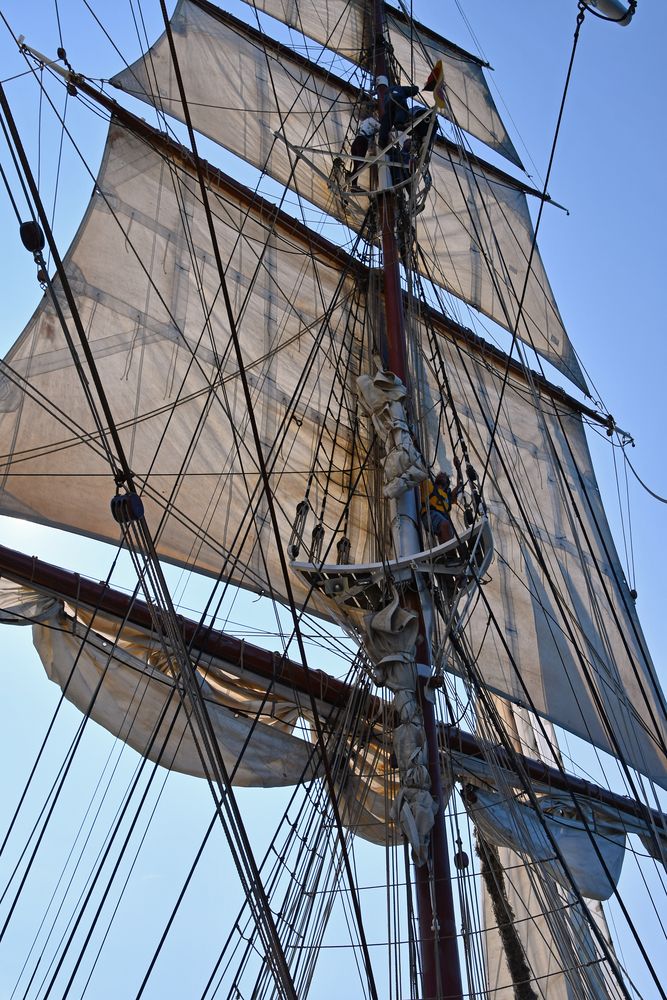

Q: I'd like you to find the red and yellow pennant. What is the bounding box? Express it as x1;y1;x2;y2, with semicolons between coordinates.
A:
423;60;446;111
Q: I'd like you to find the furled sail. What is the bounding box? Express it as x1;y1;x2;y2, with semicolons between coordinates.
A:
0;574;397;842
233;0;524;166
0;122;664;788
465;785;626;901
0;582;312;785
111;0;587;392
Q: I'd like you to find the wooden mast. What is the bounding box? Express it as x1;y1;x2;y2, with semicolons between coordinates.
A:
370;4;463;997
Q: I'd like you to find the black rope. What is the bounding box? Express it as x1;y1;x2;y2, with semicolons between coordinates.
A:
624;448;667;504
403;240;666;995
0;60;307;998
156;7;383;996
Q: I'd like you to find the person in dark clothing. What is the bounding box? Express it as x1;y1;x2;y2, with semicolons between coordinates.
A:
348;105;380;189
378;84;420;148
401;110;439;178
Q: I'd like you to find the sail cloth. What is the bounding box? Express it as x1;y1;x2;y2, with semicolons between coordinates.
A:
482;841;621;999
0;582;312;785
0;123;664;789
233;0;524;167
475;701;622;1000
110;0;587;393
0;579;399;841
0;122;377;601
465;786;626;901
356;370;427;497
426;321;667;790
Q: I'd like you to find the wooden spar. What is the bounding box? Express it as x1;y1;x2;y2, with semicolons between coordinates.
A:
0;543;353;711
0;540;663;837
369;4;463;996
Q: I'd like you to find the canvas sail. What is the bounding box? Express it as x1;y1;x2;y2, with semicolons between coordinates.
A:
0;575;397;840
0;122;664;789
474;703;624;999
111;0;587;391
0;580;308;785
233;0;524;166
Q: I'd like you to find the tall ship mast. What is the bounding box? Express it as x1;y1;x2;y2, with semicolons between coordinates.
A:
0;1;665;997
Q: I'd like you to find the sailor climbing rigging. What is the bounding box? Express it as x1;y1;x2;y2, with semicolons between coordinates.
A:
421;459;463;545
378;83;420;147
348;103;380;190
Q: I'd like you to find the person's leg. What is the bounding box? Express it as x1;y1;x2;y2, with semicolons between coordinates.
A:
349;135;369;187
436;517;454;544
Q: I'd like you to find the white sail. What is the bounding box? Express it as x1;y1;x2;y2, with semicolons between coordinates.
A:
0;122;663;786
0;581;310;784
234;0;524;165
111;0;586;391
474;703;624;999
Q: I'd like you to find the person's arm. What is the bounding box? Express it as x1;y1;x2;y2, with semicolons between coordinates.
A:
453;457;463;500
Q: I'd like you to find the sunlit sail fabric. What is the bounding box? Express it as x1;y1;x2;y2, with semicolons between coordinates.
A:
233;0;523;166
476;705;621;999
0;122;376;595
0;583;312;785
0;124;664;788
467;786;626;900
483;844;619;999
111;0;586;392
418;314;667;787
0;578;397;841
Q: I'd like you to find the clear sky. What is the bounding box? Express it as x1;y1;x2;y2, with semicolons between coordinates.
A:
0;1;665;997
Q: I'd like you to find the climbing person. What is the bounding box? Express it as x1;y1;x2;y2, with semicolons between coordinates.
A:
401;115;430;174
378;83;420;148
421;458;463;545
348;104;380;190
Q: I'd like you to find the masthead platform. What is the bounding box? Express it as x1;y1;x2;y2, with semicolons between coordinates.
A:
290;517;493;616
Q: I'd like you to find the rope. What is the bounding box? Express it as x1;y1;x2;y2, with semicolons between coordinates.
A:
475;834;539;1000
624;448;667;504
478;4;589;499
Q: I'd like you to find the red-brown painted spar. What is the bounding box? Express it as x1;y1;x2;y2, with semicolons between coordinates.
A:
0;541;662;838
0;541;351;709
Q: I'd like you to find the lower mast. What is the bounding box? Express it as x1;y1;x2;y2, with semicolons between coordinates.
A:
371;5;464;996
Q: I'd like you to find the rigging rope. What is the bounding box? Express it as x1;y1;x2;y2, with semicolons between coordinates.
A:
400;228;665;996
477;4;588;496
155;7;382;995
1;3;664;997
0;56;305;1000
623;447;667;504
